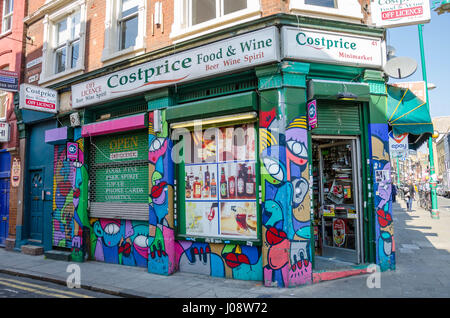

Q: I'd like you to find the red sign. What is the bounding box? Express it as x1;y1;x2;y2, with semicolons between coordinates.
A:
381;6;423;20
25;99;56;110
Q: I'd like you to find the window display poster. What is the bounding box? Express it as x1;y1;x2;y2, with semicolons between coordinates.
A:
333;218;346;247
323;204;335;217
183;123;258;240
220;202;257;238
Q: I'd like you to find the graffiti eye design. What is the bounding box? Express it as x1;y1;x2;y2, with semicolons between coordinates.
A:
72;162;82;168
134;235;148;248
287;140;307;158
104;223;120;235
149;138;165;152
263;158;284;181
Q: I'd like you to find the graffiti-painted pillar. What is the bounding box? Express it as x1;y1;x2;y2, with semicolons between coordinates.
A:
364;70;395;271
146;90;176;275
71;128;90;262
256;62;312;287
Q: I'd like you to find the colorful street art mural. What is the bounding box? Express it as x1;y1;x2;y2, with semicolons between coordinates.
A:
259;108;312;287
370;123;395;271
71;130;91;262
148;111;176;274
52;145;75;248
90;218;149;267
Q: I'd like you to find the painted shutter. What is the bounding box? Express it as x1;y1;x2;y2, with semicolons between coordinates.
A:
53;145;75;248
89;129;149;221
313;102;361;135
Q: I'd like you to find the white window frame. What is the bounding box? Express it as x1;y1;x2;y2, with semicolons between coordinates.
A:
1;0;13;34
53;11;81;75
290;0;363;23
40;0;86;85
101;0;147;64
171;0;261;43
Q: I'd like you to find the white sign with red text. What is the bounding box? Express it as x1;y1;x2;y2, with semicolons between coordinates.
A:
371;0;431;28
72;27;280;108
19;84;59;113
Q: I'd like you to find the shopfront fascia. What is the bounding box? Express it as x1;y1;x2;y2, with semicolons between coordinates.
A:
63;21;390;287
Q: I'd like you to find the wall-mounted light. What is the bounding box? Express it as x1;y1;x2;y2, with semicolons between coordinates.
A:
337;92;358;101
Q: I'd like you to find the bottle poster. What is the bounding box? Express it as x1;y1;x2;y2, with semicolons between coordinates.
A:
333;218;346;247
183;123;257;240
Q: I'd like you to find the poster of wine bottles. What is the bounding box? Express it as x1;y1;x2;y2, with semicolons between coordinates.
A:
183;123;258;240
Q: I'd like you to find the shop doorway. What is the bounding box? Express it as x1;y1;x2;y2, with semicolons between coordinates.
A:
312;136;364;264
29;169;44;242
0;178;9;246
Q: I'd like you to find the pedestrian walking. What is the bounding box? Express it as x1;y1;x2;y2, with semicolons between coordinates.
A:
405;181;415;211
392;184;397;202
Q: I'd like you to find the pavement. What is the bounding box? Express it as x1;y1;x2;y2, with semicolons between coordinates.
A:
1;196;450;298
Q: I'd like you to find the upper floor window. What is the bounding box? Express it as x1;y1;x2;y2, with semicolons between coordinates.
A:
191;0;247;26
1;0;13;33
290;0;363;23
102;0;146;63
172;0;260;42
305;0;335;7
40;0;86;85
54;11;81;74
119;0;139;50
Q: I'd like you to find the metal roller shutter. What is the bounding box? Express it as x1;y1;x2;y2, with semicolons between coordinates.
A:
313;102;361;135
53;145;75;248
89;129;149;220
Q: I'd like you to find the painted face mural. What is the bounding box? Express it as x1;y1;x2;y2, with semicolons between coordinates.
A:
370;123;395;271
91;218;149;267
53;146;75;248
260;111;312;287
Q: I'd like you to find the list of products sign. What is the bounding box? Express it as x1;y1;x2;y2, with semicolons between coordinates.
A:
184;123;257;240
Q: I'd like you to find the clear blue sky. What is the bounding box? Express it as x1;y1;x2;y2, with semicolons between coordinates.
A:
387;7;450;119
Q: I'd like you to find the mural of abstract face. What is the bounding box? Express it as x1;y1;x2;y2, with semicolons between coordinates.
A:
94;219;123;247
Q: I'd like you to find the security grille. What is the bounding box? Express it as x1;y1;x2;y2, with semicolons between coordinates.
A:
88;129;149;221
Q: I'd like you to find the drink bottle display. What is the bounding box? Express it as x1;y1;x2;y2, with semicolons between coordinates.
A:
228;171;236;199
185;171;192;199
245;165;255;197
210;172;217;198
237;164;246;198
193;176;201;199
220;167;228;198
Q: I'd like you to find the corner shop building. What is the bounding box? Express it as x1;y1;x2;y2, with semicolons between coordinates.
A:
27;19;396;287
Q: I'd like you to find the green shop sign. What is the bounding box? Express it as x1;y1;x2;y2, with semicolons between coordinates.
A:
72;27;280;109
281;27;384;68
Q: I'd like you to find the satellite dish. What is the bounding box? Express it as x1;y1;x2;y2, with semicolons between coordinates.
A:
383;56;417;79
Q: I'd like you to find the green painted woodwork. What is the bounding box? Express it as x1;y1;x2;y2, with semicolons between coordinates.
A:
308;80;370;102
166;91;258;122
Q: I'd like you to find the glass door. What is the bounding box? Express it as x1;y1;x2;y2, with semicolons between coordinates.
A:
316;137;362;264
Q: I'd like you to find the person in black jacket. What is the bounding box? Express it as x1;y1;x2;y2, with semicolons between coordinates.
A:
405;181;415;211
392;184;397;203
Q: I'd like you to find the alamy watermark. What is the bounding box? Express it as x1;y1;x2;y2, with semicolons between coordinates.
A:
366;264;381;289
66;264;81;289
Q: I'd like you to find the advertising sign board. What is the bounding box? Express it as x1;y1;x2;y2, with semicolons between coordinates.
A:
371;0;431;28
19;84;59;113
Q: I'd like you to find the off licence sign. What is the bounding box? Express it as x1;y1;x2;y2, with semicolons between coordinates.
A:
19;84;58;113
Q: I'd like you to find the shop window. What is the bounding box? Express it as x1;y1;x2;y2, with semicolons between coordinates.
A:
175;119;260;242
102;0;146;64
290;0;363;22
1;0;13;34
171;0;260;42
40;0;86;85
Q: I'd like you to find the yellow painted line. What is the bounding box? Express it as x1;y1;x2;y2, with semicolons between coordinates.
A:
0;280;70;298
0;278;93;298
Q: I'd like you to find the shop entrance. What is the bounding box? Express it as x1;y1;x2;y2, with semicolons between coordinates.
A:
312;136;364;264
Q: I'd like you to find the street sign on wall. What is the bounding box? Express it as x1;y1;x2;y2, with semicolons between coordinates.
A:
0;70;19;92
0;122;9;142
371;0;431;28
307;100;318;130
19;84;59;113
